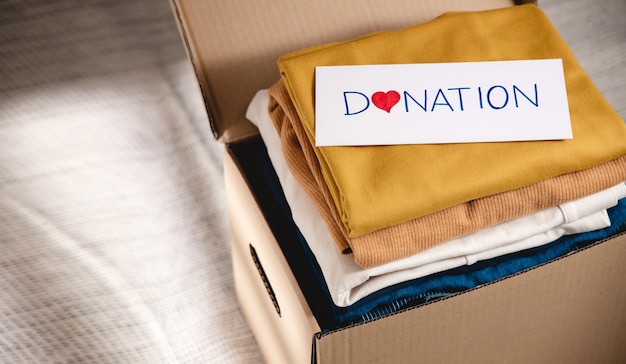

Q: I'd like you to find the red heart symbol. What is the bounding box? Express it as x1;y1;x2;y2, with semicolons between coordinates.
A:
371;90;400;113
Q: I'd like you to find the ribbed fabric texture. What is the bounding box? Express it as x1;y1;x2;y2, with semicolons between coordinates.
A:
269;80;626;267
277;4;626;238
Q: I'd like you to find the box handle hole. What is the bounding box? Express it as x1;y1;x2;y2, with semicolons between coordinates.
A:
249;244;281;317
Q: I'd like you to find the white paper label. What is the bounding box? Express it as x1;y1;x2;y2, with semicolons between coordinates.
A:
314;59;572;146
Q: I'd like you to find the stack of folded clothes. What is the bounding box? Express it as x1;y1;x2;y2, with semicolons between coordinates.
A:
243;4;626;331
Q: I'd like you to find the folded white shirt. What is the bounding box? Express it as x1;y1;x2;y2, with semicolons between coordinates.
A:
246;89;624;307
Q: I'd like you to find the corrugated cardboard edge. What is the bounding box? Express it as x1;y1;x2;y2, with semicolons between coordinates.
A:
168;0;261;143
168;0;218;140
313;231;626;363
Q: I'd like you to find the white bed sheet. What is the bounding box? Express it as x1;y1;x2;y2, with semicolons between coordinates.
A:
0;0;623;363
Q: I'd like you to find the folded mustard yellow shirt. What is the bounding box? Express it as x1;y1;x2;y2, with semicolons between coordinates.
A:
277;4;626;238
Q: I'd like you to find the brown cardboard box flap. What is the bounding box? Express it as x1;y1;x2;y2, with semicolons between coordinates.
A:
170;0;535;144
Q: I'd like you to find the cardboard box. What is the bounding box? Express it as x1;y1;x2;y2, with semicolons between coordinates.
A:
169;0;626;362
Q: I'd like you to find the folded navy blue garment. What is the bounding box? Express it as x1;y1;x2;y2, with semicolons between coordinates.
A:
230;137;626;332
